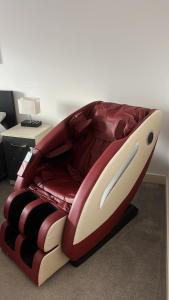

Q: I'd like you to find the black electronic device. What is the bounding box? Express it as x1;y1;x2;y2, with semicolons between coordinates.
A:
21;120;42;127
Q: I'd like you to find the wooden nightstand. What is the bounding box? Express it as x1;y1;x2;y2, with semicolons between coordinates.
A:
1;123;52;181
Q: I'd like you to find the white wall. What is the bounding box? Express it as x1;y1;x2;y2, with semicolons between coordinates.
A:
0;0;169;174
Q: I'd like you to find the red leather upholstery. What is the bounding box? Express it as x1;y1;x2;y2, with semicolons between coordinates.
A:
46;140;73;158
29;102;150;208
34;165;81;204
69;111;92;136
91;102;149;138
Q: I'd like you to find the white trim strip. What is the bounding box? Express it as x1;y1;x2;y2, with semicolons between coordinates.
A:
100;142;139;208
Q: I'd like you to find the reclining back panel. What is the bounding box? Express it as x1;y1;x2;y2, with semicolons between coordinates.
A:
70;128;110;178
68;102;150;178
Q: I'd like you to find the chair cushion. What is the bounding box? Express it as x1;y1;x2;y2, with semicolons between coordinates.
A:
69;112;92;137
92;116;126;141
70;132;109;177
46;140;72;158
34;164;82;204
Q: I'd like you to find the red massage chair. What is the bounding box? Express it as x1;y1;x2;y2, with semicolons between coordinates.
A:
0;101;162;285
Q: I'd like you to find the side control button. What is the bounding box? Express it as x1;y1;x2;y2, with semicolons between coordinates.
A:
147;132;154;145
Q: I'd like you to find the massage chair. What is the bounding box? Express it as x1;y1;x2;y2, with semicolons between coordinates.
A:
0;101;162;285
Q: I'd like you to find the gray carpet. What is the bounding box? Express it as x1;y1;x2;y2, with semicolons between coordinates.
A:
0;180;166;300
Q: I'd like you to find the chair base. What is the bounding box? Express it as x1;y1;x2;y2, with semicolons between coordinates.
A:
70;204;138;267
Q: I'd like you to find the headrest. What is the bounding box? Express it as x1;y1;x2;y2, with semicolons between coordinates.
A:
114;112;137;136
92;102;149;141
69;112;92;136
93;102;122;118
69;102;149;141
92;116;126;141
122;106;149;123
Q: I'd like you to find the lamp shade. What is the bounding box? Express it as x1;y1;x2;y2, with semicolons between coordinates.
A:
18;97;40;115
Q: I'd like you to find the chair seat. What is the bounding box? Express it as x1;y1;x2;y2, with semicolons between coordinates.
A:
34;164;82;204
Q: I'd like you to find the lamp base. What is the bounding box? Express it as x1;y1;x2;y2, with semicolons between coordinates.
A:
21;120;42;127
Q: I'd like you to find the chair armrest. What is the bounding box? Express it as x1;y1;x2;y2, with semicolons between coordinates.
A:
36;101;100;155
36;122;69;155
15;148;42;190
46;139;72;158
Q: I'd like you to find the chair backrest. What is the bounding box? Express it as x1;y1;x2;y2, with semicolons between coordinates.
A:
68;102;149;177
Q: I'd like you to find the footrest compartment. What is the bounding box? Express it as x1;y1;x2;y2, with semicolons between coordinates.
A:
20;202;56;242
4;190;38;228
4;225;19;250
0;221;69;286
19;202;67;252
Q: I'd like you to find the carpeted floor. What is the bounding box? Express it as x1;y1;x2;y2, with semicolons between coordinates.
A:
0;180;166;300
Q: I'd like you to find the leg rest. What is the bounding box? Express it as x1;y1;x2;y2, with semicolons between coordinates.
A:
19;203;67;252
4;190;38;222
3;190;68;252
0;222;69;286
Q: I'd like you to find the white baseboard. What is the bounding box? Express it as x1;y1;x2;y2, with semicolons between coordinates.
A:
143;172;166;185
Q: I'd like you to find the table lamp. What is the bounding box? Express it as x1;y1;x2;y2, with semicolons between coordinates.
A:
18;97;42;127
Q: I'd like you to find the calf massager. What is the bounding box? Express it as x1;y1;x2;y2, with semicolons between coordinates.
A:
0;101;162;285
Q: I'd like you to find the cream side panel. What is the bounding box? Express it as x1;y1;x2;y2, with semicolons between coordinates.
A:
43;216;67;252
38;246;69;286
74;111;162;244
